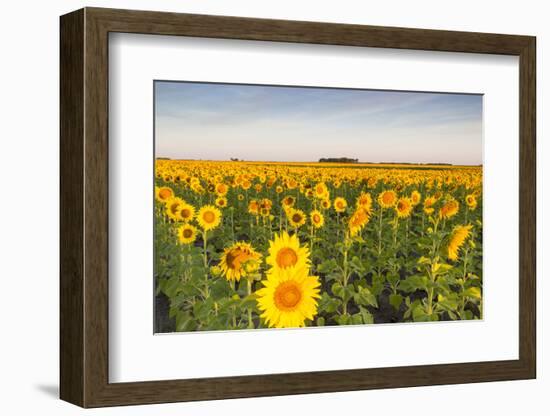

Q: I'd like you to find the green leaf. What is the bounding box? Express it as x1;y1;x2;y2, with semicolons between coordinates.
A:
389;294;403;311
359;306;374;324
353;286;378;308
464;287;482;299
331;282;345;299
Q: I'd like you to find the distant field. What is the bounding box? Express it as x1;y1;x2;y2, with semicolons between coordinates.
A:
154;159;483;332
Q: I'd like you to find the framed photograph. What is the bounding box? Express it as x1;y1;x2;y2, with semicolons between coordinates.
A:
60;7;536;408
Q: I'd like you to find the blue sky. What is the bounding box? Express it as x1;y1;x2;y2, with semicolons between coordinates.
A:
155;81;482;165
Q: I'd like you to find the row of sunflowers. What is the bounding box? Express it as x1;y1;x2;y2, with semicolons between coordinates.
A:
154;160;482;332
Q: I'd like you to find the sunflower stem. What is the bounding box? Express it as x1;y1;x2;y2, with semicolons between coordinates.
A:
202;230;210;298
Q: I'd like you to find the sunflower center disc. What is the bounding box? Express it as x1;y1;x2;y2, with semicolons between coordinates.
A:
203;211;215;223
274;282;302;310
276;248;298;268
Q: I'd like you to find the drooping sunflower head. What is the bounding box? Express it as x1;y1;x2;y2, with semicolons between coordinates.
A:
219;241;262;281
395;197;413;218
197;205;222;231
348;207;370;236
448;224;473;261
439;199;460;219
378;190;398;209
155;186;174;202
334;197;348;213
266;231;310;272
465;194;478;210
310;210;325;229
287;208;306;228
178;223;198;245
256;266;321;328
177;202;195;222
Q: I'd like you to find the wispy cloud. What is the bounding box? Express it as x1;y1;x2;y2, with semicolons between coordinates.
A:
155;81;482;164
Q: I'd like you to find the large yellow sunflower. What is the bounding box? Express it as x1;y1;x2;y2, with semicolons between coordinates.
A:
197;205;222;231
177;202;195;222
334;197;348;213
287;208;306;228
310;210;325;229
178;223;198;245
448;224;473;260
256;266;321;328
155;186;174;203
219;242;262;281
395;197;413;218
266;231;310;272
378;190;398;209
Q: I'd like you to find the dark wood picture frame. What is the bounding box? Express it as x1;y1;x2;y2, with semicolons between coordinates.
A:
60;7;536;408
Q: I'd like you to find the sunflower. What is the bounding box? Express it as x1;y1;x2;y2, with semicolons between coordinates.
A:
275;185;283;194
356;192;373;215
320;198;331;210
215;182;228;196
378;190;397;209
448;225;473;261
178;223;198;244
197;205;222;231
177;202;195;222
423;195;437;215
248;200;259;216
219;241;262;281
215;196;228;208
334;197;348;213
410;190;422;206
395;197;413;218
155;186;174;202
465;194;478;210
314;182;329;199
165;197;185;221
287;208;306;228
266;231;310;272
439;199;460;219
282;195;296;208
237;194;245;201
256;266;321;328
349;207;370;236
310;210;325;229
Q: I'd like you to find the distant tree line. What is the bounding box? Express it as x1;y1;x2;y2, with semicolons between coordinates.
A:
319;157;359;163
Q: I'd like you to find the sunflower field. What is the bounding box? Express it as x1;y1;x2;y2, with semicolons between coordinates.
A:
154;160;482;332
